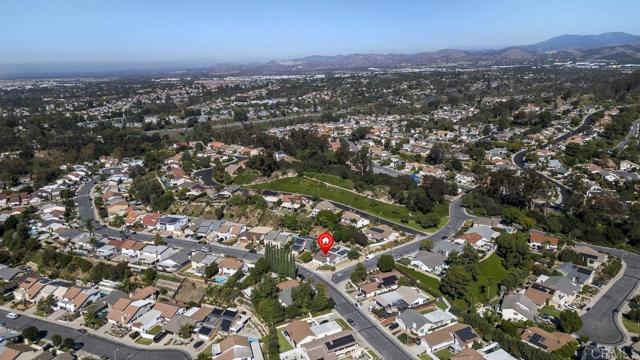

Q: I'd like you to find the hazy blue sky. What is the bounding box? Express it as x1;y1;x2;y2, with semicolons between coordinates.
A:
1;0;639;71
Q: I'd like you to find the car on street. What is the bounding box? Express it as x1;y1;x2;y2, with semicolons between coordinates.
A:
77;328;87;334
6;313;18;319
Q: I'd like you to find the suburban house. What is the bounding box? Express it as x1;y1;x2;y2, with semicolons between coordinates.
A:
340;211;370;228
190;251;219;276
528;230;560;251
524;282;556;307
521;327;574;352
212;335;263;360
411;251;446;275
422;323;468;353
500;293;538;322
557;263;595;285
157;215;189;232
397;309;456;336
539;275;580;309
311;200;339;217
107;298;155;327
573;246;607;268
56;286;101;313
283;320;316;347
219;257;247;277
357;271;400;299
300;330;361;360
373;286;432;312
366;225;399;243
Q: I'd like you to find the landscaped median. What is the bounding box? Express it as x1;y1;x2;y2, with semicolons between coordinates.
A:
251;176;449;232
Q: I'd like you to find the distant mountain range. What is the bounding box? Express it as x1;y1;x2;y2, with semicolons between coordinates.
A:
3;32;640;79
524;32;640;52
206;32;640;75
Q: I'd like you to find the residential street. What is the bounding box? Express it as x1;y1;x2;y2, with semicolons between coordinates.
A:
0;309;190;360
576;243;640;345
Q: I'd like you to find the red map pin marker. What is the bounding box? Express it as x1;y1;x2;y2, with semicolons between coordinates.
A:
317;231;335;255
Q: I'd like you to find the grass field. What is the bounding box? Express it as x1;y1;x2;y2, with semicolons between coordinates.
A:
395;263;442;297
466;253;508;303
233;169;261;185
623;318;640;334
252;177;448;232
277;330;294;352
305;172;356;189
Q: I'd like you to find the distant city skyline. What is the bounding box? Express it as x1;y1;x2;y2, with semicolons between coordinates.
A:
1;0;640;74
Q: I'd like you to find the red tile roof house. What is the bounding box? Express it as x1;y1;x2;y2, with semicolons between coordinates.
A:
528;230;560;251
141;212;161;229
453;233;486;249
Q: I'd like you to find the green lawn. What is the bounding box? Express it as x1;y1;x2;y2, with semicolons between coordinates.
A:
233;169;261;185
466;253;509;303
436;299;448;310
541;306;561;318
336;318;352;330
305;172;355;189
395;263;442;297
147;325;163;335
277;330;293;352
434;348;453;360
397;333;417;345
253;177;448;232
623;318;640;334
135;337;153;345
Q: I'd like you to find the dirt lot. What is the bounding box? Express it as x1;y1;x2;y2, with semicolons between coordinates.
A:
174;279;207;304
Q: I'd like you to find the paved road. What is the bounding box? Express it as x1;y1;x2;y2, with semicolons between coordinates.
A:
0;309;190;360
576;243;640;345
614;119;640;151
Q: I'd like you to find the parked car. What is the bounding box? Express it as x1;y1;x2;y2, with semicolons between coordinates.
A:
389;323;399;330
193;340;204;349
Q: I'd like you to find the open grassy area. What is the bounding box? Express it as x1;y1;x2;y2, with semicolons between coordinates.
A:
305;172;355;189
434;348;453;360
252;177;448;232
233;169;261;185
466;253;509;303
277;330;294;352
395;263;442;297
623;318;640;334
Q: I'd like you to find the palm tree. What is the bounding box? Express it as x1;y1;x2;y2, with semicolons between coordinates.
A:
83;219;94;237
